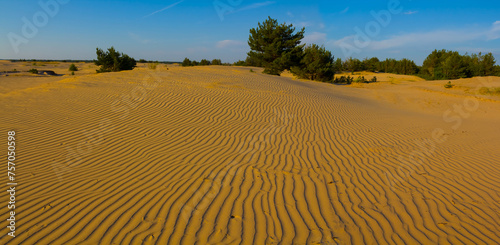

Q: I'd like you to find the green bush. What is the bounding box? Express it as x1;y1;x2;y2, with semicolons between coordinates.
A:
69;63;78;71
211;59;222;65
353;76;367;83
94;46;137;73
199;59;211;66
444;81;454;88
332;75;354;84
28;68;38;74
71;71;75;75
182;58;192;67
370;76;377;83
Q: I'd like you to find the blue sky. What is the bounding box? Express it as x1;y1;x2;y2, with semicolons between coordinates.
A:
1;0;499;65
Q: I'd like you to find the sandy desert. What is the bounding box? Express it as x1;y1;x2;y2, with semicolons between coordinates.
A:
1;61;500;244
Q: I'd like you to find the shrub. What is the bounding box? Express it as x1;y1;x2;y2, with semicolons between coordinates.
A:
182;58;192;67
69;64;78;71
370;76;377;83
94;46;137;73
191;60;199;66
233;60;246;66
199;59;211;66
211;59;222;65
333;75;353;84
148;62;159;69
250;69;255;73
71;71;75;75
28;68;38;74
139;59;147;63
353;76;367;83
444;81;454;88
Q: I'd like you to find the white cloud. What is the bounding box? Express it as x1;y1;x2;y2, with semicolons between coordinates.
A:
228;1;276;14
216;40;246;49
487;21;500;40
303;32;327;45
287;11;294;18
330;21;500;52
143;0;184;18
403;10;418;15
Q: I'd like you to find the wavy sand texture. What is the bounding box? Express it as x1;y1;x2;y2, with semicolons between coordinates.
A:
1;66;499;244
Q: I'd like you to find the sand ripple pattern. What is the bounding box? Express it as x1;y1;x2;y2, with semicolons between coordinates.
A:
1;66;499;244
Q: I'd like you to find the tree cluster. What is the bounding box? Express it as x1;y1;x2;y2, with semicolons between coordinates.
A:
94;47;136;73
420;49;497;80
182;58;223;67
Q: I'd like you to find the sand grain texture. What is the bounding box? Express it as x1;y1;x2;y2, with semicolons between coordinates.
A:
1;65;499;244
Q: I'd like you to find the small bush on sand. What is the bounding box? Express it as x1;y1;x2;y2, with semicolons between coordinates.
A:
28;68;38;74
479;87;500;95
444;81;454;88
353;76;367;83
69;64;78;71
148;62;159;69
332;75;354;84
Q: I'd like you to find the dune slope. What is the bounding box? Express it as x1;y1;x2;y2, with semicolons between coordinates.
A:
1;66;499;244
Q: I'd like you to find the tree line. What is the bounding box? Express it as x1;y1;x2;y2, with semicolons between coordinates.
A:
92;17;500;80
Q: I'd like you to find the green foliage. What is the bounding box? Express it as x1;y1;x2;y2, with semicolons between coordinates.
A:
332;75;354;84
182;58;192;67
248;16;305;75
139;59;147;63
290;44;335;82
69;63;78;71
211;59;222;65
370;76;377;83
94;47;137;73
353;76;367;83
250;69;255;73
444;81;454;88
199;59;211;66
378;58;418;75
71;71;75;75
233;60;246;66
28;68;38;74
421;49;497;80
191;60;199;66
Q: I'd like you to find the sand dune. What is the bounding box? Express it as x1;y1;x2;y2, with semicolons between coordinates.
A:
1;64;499;244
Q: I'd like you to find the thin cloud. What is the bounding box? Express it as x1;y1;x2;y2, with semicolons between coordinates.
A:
143;0;184;18
340;7;349;14
216;40;246;49
128;32;152;44
404;10;418;15
303;32;327;45
331;21;500;51
228;1;276;15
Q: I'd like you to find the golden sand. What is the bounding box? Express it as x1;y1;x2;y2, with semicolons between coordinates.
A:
1;62;499;244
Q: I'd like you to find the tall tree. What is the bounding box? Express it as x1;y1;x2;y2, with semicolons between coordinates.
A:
248;17;305;75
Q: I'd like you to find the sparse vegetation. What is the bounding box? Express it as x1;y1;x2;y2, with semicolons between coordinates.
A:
71;71;75;75
478;87;500;96
444;81;454;88
28;68;38;74
94;46;137;73
148;62;159;69
332;75;354;84
211;59;222;66
69;64;78;71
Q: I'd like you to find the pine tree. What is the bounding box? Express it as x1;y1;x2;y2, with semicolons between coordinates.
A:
291;44;335;82
248;17;305;75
